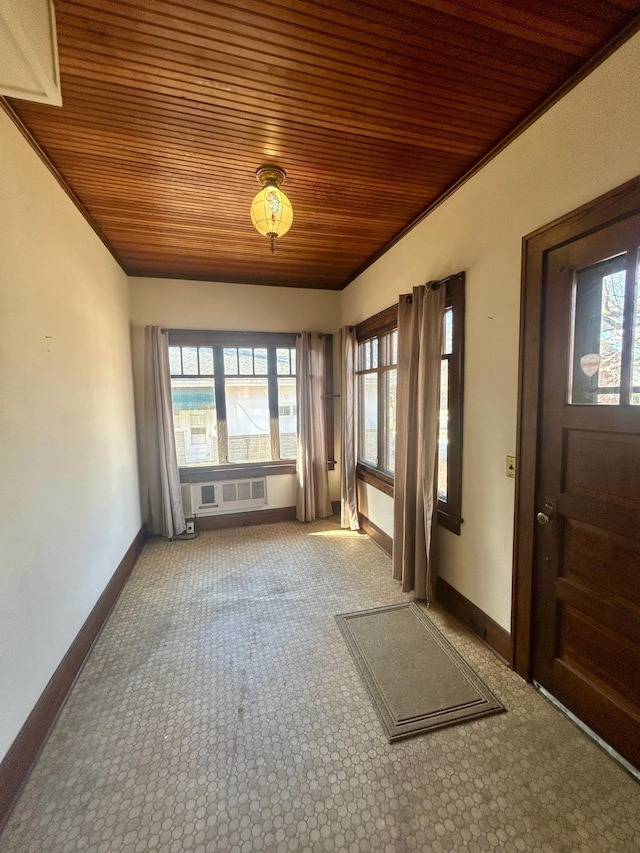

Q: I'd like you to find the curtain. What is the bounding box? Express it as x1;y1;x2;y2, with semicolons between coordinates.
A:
340;325;360;530
143;326;186;538
296;332;333;522
392;283;445;602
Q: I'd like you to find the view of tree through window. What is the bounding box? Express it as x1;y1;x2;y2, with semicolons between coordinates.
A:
570;252;640;406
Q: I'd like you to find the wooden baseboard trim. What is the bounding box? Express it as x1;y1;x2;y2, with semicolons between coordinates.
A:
0;526;147;833
436;576;512;664
357;513;511;663
358;513;393;556
194;502;341;532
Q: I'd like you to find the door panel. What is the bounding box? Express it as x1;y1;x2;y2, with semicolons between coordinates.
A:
533;211;640;768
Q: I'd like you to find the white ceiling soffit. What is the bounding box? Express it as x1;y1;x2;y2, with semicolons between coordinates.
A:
0;0;61;105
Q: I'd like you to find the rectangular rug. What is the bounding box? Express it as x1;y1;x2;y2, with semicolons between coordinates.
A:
335;602;505;741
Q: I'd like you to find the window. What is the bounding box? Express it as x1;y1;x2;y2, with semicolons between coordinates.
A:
355;305;398;495
168;331;297;469
354;272;464;533
356;331;398;472
568;252;640;405
437;273;465;534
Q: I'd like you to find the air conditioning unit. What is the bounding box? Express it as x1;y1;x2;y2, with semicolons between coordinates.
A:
190;478;267;516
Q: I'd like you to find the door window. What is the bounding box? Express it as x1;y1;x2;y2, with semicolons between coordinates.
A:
569;249;640;405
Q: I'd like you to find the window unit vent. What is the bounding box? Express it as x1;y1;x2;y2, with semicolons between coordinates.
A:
190;479;267;516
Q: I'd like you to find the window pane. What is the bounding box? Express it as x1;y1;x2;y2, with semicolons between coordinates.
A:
380;331;396;367
359;374;378;466
438;359;449;501
362;340;371;370
254;348;268;375
443;308;453;355
390;330;398;365
198;347;214;374
238;347;254;375
276;348;292;375
224;347;238;375
357;341;367;371
182;346;199;375
168;346;182;375
170;378;218;466
569;255;626;405
277;377;297;459
371;337;379;368
384;368;397;472
632;252;640;405
290;348;296;375
225;377;270;463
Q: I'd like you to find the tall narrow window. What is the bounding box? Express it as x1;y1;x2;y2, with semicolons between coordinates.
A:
354;273;464;533
355;305;398;494
437;273;465;534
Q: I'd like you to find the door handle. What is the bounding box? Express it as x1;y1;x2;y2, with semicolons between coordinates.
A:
536;500;555;526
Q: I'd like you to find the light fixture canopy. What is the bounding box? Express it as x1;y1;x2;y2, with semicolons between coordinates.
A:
250;166;293;253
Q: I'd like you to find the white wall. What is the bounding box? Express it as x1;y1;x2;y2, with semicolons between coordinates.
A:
341;32;640;631
0;109;142;762
129;278;342;510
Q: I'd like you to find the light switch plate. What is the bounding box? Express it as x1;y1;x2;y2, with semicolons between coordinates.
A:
506;456;516;479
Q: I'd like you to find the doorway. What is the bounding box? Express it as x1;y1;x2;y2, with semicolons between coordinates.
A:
513;176;640;769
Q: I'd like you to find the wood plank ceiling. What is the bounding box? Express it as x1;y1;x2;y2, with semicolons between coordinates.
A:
6;0;640;290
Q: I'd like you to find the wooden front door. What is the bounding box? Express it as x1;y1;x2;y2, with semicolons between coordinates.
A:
532;212;640;767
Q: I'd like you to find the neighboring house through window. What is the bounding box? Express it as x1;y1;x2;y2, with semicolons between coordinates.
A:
168;331;297;469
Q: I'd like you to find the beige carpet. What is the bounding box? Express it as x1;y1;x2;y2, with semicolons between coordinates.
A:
1;518;639;853
336;603;505;741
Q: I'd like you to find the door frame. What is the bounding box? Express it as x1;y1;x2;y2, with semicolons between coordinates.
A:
512;173;640;679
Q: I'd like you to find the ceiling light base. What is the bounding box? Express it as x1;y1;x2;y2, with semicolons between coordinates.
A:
255;166;287;188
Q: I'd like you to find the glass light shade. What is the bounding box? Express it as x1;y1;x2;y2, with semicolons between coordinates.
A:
250;185;293;239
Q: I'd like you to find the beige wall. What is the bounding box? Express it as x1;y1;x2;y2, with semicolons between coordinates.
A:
341;32;640;631
129;278;342;510
0;109;142;762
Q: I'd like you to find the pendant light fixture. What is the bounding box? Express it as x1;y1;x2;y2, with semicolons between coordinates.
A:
250;166;293;253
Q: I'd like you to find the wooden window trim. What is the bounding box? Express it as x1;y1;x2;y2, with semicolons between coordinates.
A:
179;462;296;483
356;462;394;497
168;329;297;348
355;304;398;342
167;329;335;473
437;272;465;535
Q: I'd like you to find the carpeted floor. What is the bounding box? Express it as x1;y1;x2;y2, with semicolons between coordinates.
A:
1;518;638;852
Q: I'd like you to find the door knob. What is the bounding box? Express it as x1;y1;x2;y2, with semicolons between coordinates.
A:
536;500;555;525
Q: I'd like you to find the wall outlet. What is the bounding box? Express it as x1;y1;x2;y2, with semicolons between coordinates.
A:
506;455;516;479
186;521;195;534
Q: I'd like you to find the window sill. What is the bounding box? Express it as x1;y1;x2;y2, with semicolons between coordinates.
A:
179;461;296;483
356;463;394;498
437;507;462;535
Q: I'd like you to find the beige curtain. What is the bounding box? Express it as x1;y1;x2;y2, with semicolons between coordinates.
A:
340;325;360;530
392;283;445;602
296;332;333;522
143;326;186;538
